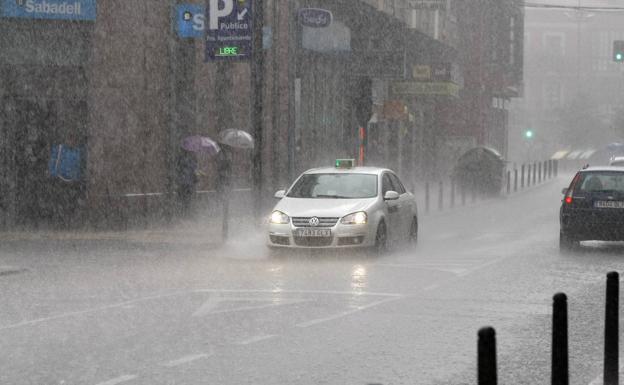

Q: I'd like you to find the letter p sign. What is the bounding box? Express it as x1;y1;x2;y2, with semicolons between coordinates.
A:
208;0;233;30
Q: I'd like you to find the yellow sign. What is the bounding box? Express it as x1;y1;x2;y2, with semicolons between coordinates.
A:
391;82;460;97
413;65;431;81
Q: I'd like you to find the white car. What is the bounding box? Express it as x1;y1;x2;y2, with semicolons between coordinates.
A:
267;160;418;252
609;156;624;167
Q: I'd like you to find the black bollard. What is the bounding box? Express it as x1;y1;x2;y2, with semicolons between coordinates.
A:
450;178;456;208
438;181;444;211
552;292;569;385
533;163;537;185
521;165;525;189
425;181;430;213
514;169;518;192
478;327;497;385
604;272;619;385
539;162;542;183
527;165;531;187
461;185;466;206
507;171;511;194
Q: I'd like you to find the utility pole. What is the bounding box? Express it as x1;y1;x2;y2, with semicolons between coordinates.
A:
251;0;265;219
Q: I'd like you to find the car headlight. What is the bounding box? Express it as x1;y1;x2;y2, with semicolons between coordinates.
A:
341;211;368;225
270;210;290;224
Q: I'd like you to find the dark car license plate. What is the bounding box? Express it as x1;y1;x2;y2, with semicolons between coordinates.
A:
594;201;624;209
295;228;331;237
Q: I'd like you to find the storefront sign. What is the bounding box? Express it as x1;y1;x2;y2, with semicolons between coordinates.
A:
412;63;463;85
1;0;96;21
298;8;332;28
391;81;460;97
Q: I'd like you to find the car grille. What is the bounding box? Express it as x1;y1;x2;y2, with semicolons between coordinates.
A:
293;236;334;247
292;217;339;228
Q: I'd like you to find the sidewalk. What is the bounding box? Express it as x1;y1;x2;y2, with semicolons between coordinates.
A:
0;218;226;246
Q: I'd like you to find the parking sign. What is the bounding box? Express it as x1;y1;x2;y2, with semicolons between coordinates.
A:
205;0;253;62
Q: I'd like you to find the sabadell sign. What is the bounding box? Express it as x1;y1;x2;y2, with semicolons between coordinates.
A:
1;0;97;21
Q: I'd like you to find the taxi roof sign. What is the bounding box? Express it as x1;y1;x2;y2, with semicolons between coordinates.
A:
335;159;355;169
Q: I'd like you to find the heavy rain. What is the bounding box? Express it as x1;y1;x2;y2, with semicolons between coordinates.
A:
1;0;624;384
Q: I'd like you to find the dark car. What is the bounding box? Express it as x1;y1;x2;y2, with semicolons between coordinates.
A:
560;166;624;251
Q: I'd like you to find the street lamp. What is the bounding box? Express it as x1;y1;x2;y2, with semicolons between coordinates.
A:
525;130;534;139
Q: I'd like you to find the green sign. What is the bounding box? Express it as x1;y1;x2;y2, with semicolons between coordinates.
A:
391;82;460;97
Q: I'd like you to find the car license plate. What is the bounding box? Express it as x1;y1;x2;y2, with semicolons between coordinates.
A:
594;201;624;209
295;228;331;237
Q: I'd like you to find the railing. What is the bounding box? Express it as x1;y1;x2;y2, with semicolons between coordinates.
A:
420;159;559;214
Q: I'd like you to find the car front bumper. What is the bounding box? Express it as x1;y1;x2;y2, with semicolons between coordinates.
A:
267;222;375;249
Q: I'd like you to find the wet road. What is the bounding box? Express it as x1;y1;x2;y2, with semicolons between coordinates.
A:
1;177;623;385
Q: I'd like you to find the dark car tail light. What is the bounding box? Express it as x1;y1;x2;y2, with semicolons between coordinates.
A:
564;172;582;205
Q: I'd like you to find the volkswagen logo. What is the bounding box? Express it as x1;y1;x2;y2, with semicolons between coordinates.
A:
309;217;320;227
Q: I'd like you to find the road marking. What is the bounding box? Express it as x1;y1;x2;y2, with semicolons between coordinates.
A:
296;296;403;328
192;297;308;317
0;292;185;331
194;289;403;297
235;334;277;345
94;374;137;385
374;263;469;276
423;284;439;291
162;353;210;367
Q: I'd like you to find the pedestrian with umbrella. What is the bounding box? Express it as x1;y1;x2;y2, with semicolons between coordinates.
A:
216;129;254;240
178;135;220;216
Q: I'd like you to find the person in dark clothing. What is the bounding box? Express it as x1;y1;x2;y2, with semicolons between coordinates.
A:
216;146;233;239
177;150;199;216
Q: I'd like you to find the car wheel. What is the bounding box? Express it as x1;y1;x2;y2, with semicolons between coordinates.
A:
373;221;388;254
409;217;418;246
559;231;579;252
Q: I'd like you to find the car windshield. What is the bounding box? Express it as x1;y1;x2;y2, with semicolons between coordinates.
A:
576;172;624;193
287;173;377;199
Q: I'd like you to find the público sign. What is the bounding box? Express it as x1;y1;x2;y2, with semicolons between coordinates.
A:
205;0;253;62
298;8;332;28
1;0;97;20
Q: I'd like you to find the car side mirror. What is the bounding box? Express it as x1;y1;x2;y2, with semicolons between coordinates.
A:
274;190;286;199
384;191;400;201
561;188;568;195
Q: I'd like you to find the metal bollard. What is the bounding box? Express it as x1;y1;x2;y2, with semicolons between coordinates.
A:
461;185;466;206
514;169;518;192
521;165;525;189
425;181;430;213
506;171;511;194
527;165;531;187
544;161;548;181
604;272;619;385
450;179;456;208
552;293;569;385
533;163;537;185
478;327;497;385
538;162;542;183
438;181;444;211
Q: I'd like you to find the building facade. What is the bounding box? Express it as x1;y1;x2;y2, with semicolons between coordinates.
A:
0;0;523;229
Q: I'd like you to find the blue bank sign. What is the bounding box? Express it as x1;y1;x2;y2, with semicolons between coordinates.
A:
1;0;96;21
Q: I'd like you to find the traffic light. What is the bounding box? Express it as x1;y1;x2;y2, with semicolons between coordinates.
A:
525;130;534;139
614;40;624;62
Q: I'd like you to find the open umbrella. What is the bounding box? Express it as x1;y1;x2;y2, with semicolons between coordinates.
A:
218;129;255;149
181;135;221;156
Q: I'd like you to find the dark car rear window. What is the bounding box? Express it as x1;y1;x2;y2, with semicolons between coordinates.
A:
574;171;624;193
